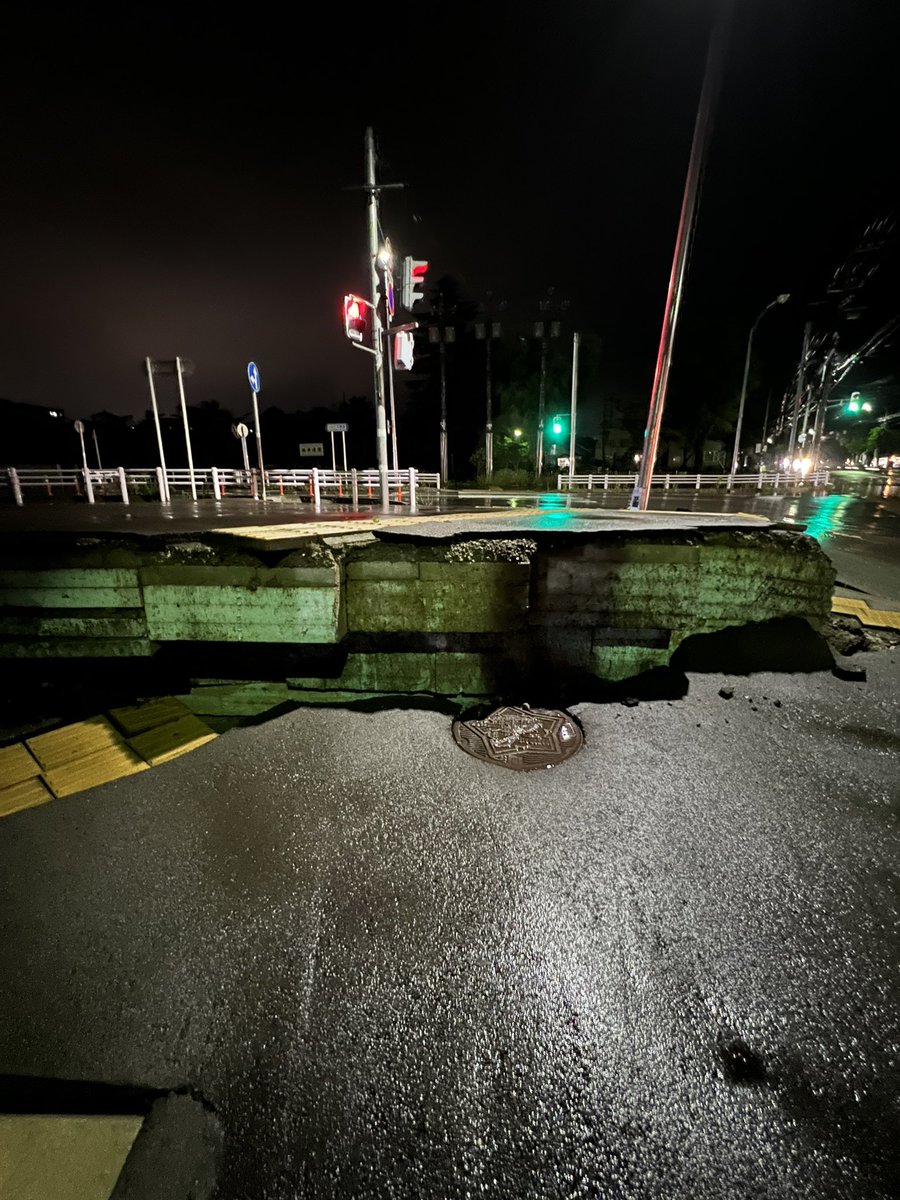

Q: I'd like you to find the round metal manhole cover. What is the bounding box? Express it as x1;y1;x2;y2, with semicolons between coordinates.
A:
452;705;583;771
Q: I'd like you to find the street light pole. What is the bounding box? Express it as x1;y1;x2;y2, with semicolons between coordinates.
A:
730;294;790;476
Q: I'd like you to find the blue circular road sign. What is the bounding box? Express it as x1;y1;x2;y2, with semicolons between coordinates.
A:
247;362;261;393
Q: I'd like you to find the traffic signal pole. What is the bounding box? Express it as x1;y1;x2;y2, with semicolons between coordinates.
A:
364;127;390;508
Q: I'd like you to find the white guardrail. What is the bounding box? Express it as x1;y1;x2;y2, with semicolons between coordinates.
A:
2;466;441;508
556;470;832;491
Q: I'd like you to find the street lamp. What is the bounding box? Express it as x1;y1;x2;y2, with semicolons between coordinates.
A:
730;293;790;476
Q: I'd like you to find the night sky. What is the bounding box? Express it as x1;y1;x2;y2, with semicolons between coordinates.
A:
1;0;896;437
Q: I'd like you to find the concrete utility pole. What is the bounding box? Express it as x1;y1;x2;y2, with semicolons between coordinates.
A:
536;331;548;478
485;332;493;482
787;321;812;462
811;341;837;470
429;293;454;482
476;306;502;483
364;128;390;507
568;332;580;486
629;0;734;510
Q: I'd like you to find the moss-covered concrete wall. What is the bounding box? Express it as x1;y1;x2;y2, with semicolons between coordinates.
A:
0;527;835;690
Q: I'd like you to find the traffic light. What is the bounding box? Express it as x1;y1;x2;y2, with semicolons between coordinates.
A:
401;258;429;309
393;330;415;372
550;415;566;436
845;391;872;414
343;294;368;343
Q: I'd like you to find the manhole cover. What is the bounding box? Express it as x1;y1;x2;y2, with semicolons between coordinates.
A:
452;705;583;771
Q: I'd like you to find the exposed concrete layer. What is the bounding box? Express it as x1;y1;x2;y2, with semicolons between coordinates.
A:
0;523;835;689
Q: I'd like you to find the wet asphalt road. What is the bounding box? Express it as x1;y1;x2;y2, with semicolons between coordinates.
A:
1;653;898;1198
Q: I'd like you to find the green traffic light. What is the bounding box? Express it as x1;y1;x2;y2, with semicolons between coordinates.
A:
552;420;563;435
846;400;860;413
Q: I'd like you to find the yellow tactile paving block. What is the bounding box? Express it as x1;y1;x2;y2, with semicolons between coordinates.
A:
2;699;219;814
26;716;129;773
0;741;42;787
41;745;149;798
126;713;217;766
0;1114;142;1200
832;596;900;631
0;776;54;818
108;695;194;737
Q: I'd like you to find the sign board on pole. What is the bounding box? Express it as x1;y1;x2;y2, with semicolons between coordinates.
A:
299;443;325;457
233;422;250;439
247;362;261;393
148;358;194;376
325;423;349;433
74;420;85;433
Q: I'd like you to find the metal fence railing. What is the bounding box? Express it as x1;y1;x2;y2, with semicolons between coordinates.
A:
556;470;832;492
3;466;441;509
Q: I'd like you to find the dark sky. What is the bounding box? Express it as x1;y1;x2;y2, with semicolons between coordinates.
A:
1;0;896;424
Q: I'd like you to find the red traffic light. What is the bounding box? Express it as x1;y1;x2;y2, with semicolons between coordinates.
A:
343;294;368;343
401;258;429;308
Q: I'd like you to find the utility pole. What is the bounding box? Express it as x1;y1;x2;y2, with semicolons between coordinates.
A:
429;293;454;482
760;390;772;448
476;302;503;483
811;339;837;470
364;127;390;507
485;333;493;481
787;321;812;462
629;0;734;510
568;332;580;486
536;330;548;478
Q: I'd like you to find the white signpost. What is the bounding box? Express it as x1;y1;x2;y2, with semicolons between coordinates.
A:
232;422;250;472
73;419;94;504
247;362;266;501
325;423;349;471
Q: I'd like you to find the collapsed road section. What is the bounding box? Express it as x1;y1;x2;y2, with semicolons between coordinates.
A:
0;511;836;717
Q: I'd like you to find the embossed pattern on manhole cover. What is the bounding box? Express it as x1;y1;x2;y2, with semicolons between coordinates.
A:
452;705;583;771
